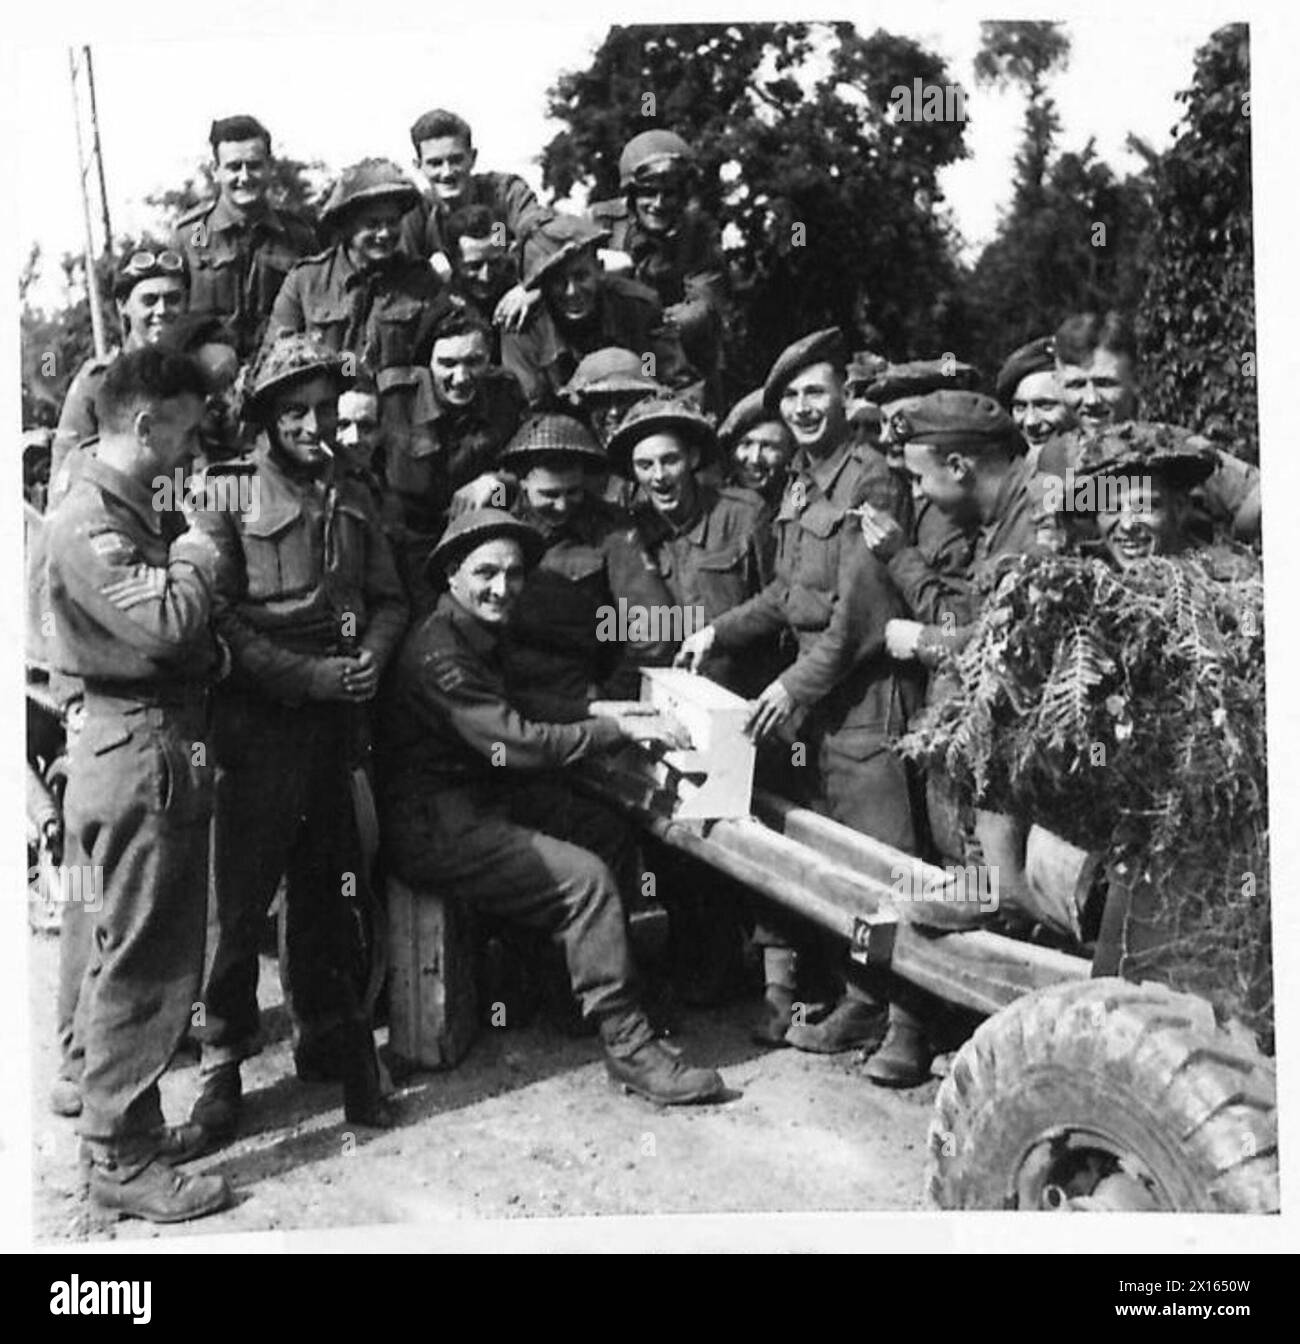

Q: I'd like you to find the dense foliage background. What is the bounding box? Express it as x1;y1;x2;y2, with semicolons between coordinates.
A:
20;22;1256;459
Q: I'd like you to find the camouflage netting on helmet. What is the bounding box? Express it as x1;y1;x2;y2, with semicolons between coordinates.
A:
899;550;1271;1046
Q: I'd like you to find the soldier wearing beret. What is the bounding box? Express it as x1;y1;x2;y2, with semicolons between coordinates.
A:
500;214;694;408
42;347;232;1221
677;328;922;1053
171;116;317;359
855;358;986;635
588;131;728;412
717;387;795;522
377;508;725;1105
264;159;445;495
1044;310;1260;543
187;335;409;1147
52;246;190;504
994;335;1071;463
859;388;1050;1084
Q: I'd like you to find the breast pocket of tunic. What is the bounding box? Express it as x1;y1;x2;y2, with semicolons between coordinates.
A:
189;251;240;314
301;297;350;352
372;295;428;369
241;507;317;601
690;544;748;622
791;498;846;590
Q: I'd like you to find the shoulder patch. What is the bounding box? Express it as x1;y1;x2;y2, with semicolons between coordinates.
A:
88;530;138;564
425;651;469;694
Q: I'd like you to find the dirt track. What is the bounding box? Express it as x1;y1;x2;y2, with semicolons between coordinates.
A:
30;931;937;1243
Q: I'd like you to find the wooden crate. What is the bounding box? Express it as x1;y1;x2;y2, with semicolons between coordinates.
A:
386;876;478;1070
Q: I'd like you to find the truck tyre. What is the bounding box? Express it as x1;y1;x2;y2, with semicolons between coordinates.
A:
927;978;1277;1212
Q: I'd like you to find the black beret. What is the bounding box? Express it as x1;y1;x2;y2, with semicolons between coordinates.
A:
889;390;1015;447
994;336;1057;407
762;328;847;414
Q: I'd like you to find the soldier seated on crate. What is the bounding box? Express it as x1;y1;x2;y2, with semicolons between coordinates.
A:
377;508;727;1106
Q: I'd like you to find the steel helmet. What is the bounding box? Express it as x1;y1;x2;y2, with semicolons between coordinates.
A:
618;130;695;190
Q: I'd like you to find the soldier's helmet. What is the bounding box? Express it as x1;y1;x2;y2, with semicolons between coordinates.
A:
320;158;421;228
499;412;609;473
244;334;348;418
562;348;663;403
606;392;717;476
1073;421;1218;492
619;130;695;190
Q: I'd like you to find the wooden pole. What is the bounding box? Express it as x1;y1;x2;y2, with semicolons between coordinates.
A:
68;47;107;359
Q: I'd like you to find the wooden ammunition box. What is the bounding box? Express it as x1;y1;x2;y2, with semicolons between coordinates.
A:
386;877;478;1070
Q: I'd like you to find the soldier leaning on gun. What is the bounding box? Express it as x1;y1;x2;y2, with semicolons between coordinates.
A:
42;347;234;1223
187;335;409;1148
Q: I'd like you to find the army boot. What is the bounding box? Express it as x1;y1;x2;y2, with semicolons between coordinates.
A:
341;1024;398;1129
864;1003;933;1087
605;1038;725;1105
784;985;887;1054
87;1147;232;1224
189;1059;243;1148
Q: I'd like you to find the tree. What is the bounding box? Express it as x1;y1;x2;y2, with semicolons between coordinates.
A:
541;23;971;391
961;21;1153;372
20;153;332;427
1135;25;1256;461
973;19;1071;210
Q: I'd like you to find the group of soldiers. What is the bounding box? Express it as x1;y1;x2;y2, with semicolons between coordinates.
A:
29;108;1263;1226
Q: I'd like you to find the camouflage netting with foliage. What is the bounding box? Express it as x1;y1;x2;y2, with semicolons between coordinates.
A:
899;550;1272;1046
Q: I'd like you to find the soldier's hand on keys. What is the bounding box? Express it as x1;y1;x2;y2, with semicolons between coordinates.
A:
308;656;362;702
342;648;379;701
673;624;716;672
617;712;691;751
493;283;540;332
856;502;905;560
746;678;796;742
884;618;924;660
